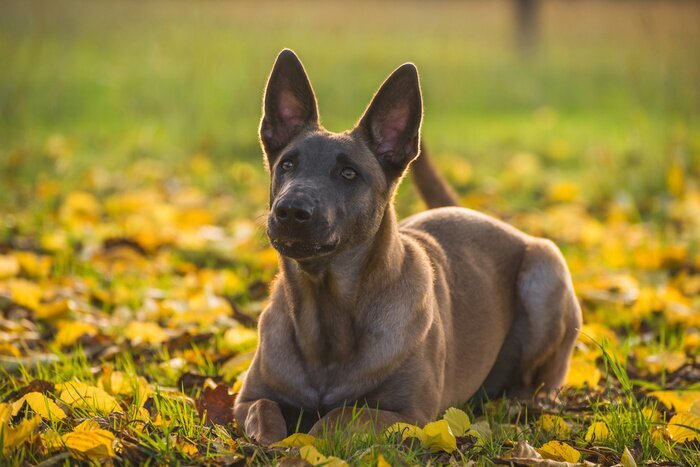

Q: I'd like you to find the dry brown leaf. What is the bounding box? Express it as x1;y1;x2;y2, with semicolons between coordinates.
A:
195;384;236;425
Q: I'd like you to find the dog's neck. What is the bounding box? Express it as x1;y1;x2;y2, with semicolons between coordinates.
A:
278;206;404;365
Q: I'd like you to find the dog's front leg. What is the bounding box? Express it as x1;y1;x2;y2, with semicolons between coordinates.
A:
309;406;406;437
234;398;287;445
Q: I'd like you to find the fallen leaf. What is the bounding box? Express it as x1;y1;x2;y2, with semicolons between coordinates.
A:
124;321;169;345
74;419;101;431
40;430;64;454
385;422;426;444
584;421;609;443
565;358;601;388
221;326;258;352
649;391;700;413
35;299;71;321
422;419;457;453
7;279;42;310
667;411;700;443
538;441;581;463
1;416;42;453
57;381;121;414
377;453;391;467
0;403;11;424
53;320;98;347
12;392;66;420
619;447;638;467
0;255;20;279
63;427;116;460
98;368;150;399
178;439;199;456
498;440;586;466
443;407;470;436
538;414;571;438
194;384;235;425
299;445;348;467
271;433;318;448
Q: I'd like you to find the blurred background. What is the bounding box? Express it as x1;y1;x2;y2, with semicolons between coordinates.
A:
2;0;698;218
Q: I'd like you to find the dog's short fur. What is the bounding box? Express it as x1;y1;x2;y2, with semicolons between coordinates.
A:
233;50;582;444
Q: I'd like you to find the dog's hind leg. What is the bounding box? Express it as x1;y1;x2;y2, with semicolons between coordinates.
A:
507;238;582;398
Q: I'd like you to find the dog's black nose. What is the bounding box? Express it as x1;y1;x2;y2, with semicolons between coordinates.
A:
274;200;313;224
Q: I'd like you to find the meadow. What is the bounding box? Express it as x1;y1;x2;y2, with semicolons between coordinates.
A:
1;0;699;465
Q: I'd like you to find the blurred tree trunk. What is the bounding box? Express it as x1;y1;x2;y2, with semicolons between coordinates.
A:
514;0;539;55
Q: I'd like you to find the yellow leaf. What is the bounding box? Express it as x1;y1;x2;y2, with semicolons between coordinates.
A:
124;321;169;345
179;440;199;456
584;421;609;442
385;422;426;444
537;414;571;438
1;416;41;453
12;392;66;420
0;403;11;424
14;252;52;278
41;430;64;454
98;369;151;398
220;353;254;382
299;445;348;467
7;279;42;310
640;350;686;374
271;433;318;448
221;327;258;353
63;428;116;460
565;357;601;388
74;419;101;431
376;453;391;467
170;292;231;326
689;400;700;416
538;440;581;463
443;407;470;437
422;419;457;453
57;381;121;414
0;255;20;279
41;231;69;252
547;180;580;203
0;342;21;357
53;320;98;347
620;447;638;467
649;391;700;413
35;299;71;321
642;407;661;422
60;191;102;228
667;411;700;443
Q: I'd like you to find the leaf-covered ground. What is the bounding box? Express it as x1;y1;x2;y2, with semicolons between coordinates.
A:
2;1;700;465
1;145;699;465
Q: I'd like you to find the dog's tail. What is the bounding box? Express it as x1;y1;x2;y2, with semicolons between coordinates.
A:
411;142;461;208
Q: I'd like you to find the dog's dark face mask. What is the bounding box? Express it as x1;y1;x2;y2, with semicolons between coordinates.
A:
260;50;423;261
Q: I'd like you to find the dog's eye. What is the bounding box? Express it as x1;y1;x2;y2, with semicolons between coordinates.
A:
341;167;357;180
280;159;294;171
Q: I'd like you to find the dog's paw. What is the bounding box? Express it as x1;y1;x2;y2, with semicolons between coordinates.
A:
244;399;287;446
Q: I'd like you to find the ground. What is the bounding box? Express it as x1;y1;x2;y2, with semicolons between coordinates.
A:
1;0;699;465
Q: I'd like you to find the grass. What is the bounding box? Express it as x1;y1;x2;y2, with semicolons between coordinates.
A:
1;0;699;465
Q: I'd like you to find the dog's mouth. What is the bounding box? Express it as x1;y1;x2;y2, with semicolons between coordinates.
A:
269;237;338;259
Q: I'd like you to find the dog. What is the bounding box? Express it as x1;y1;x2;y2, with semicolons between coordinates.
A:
233;49;582;445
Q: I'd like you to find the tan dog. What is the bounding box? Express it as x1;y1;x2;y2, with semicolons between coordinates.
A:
233;49;582;445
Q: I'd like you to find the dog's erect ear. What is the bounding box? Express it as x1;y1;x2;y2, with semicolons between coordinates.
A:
260;49;319;165
356;63;423;178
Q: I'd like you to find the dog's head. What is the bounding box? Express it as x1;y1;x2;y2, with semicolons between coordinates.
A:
261;49;422;261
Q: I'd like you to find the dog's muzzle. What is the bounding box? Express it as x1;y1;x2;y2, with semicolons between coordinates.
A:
268;195;337;259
